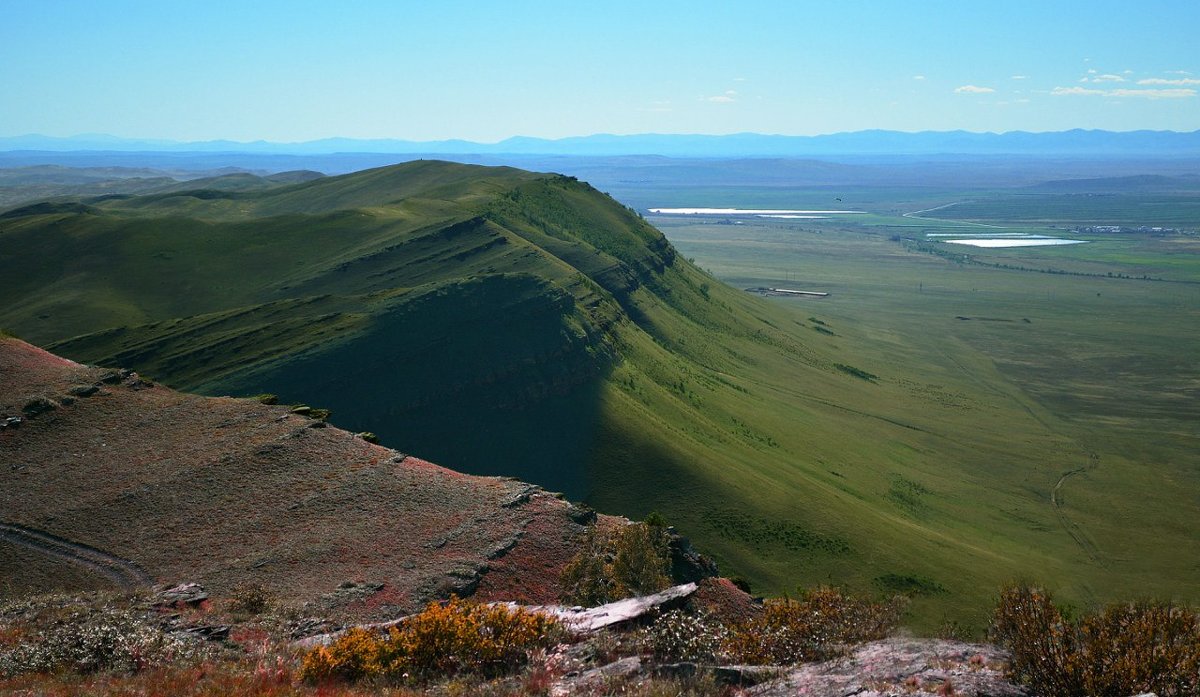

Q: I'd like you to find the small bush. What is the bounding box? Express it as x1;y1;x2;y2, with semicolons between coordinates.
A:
834;363;878;382
610;522;671;597
641;610;729;663
253;393;278;405
989;585;1078;694
560;522;672;606
724;587;904;664
299;597;560;684
299;628;383;683
559;529;618;607
0;603;202;677
228;583;272;616
991;584;1200;697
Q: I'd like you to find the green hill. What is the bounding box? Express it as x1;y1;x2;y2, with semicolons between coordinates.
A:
1;161;1192;630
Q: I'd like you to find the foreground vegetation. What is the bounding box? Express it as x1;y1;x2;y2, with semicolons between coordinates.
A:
2;581;1198;696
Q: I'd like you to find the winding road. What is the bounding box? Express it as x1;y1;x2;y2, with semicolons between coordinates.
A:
0;522;154;588
1050;453;1106;567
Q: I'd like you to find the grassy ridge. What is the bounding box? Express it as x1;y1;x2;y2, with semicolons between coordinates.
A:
2;161;1195;631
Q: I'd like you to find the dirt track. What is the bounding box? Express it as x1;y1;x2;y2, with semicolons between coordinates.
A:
0;522;154;589
1050;453;1105;566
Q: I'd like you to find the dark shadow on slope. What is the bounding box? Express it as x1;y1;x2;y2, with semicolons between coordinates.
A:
216;274;613;499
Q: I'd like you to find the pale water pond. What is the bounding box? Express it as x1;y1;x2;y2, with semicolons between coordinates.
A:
926;233;1087;248
649;207;865;219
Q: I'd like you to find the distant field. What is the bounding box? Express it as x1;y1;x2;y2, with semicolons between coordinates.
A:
647;187;1200;623
919;193;1200;228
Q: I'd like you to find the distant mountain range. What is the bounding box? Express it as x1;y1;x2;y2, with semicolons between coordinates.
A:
3;129;1199;157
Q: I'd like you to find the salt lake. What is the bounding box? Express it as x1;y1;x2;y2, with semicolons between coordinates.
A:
649;207;865;219
926;233;1087;248
943;238;1087;248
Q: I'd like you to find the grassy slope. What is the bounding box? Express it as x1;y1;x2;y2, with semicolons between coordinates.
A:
2;161;1190;630
656;209;1200;628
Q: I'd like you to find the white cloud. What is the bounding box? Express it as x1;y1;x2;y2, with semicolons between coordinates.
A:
1088;68;1097;74
954;84;995;94
1052;85;1196;98
1123;70;1134;74
1167;70;1192;75
1091;74;1125;82
1011;75;1028;80
1052;86;1106;96
733;77;747;82
1138;77;1200;86
705;95;735;103
1110;88;1196;98
913;75;926;80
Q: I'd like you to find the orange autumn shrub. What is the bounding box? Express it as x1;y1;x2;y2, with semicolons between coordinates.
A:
299;597;559;684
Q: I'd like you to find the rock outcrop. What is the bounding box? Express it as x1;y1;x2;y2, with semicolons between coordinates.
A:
747;637;1026;697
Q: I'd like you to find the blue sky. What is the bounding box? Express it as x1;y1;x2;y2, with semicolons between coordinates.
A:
2;0;1197;142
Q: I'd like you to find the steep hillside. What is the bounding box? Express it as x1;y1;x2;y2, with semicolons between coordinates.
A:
1;161;1187;629
0;336;601;616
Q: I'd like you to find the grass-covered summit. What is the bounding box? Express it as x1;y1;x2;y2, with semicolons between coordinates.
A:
3;161;1190;629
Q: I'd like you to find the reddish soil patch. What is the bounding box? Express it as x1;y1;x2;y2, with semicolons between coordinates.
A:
689;577;762;624
0;338;595;620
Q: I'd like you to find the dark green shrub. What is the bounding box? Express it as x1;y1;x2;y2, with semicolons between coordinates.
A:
834;363;878;382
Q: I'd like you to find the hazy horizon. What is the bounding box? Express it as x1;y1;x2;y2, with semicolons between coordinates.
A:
6;126;1200;146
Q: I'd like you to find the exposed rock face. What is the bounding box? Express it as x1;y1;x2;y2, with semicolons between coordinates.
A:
667;528;719;583
747;637;1026;697
154;582;209;607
